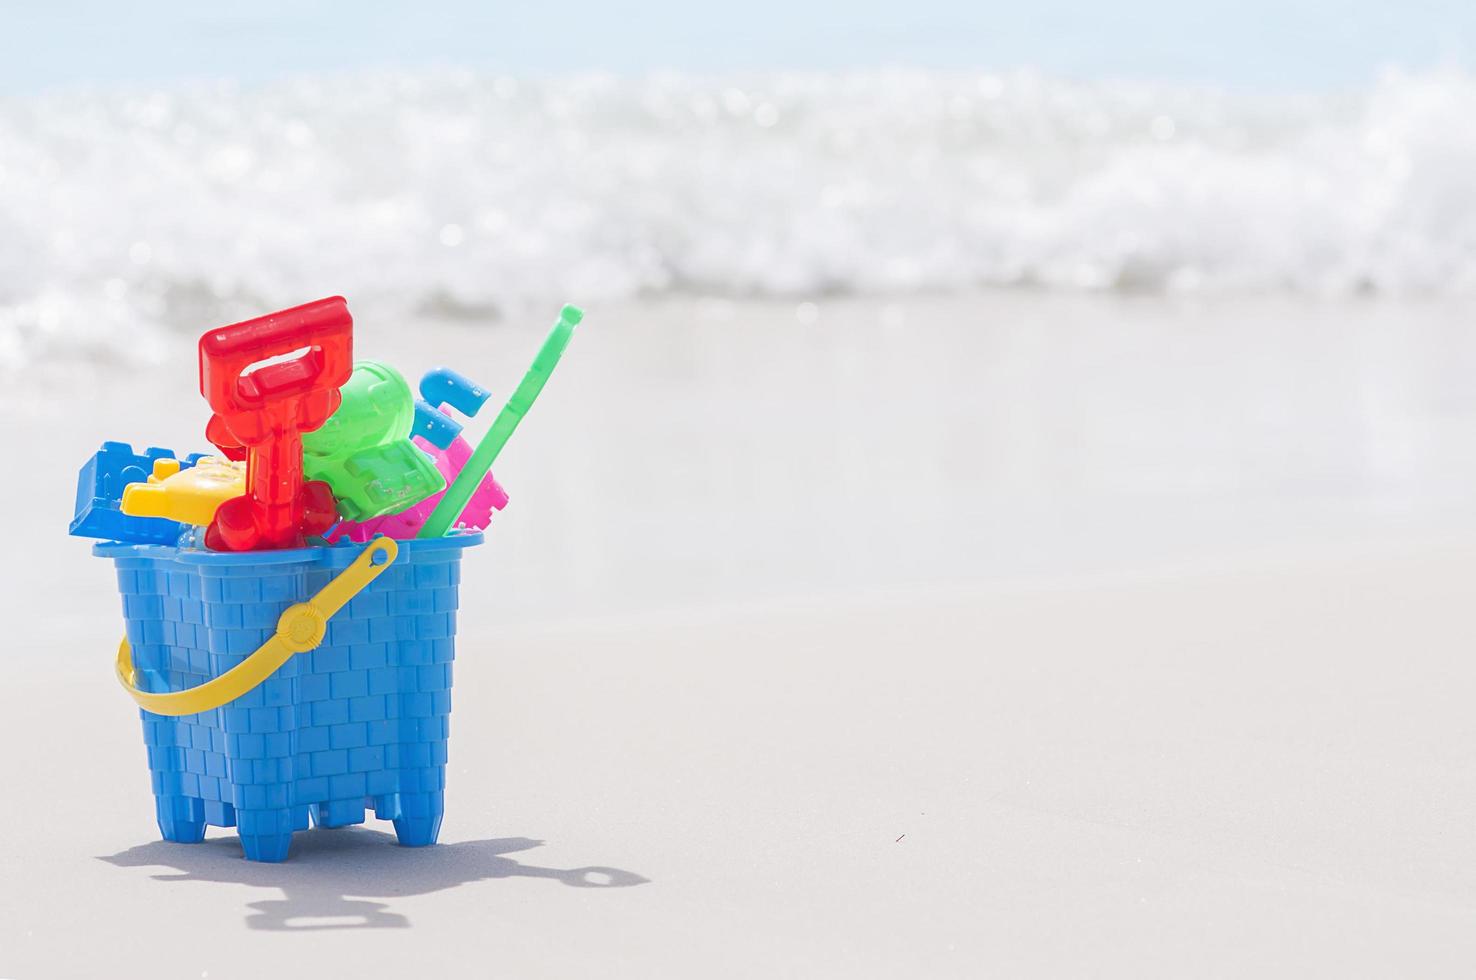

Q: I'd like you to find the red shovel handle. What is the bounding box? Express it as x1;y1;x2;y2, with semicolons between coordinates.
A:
199;296;354;435
197;296;354;550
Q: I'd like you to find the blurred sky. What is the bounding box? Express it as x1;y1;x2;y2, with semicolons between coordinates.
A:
3;0;1474;93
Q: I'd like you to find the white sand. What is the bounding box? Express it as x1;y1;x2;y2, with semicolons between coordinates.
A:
4;294;1476;977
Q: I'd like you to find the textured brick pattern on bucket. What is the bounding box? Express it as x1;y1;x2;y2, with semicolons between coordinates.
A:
111;537;476;863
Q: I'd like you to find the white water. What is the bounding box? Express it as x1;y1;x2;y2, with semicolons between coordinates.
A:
3;68;1476;367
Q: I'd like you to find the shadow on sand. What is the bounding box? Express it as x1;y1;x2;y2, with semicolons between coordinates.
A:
101;830;649;930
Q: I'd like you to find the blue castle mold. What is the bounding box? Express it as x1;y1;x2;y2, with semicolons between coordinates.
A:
71;442;209;545
95;533;482;862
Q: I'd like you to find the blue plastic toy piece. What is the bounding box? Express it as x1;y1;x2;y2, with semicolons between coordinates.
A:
96;532;483;862
70;442;205;544
412;399;463;451
413;368;497;450
419;367;491;418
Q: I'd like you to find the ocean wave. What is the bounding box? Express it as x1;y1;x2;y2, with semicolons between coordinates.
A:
2;68;1475;365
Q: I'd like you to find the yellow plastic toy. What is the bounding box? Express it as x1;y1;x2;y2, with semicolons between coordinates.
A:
121;456;245;527
115;537;398;716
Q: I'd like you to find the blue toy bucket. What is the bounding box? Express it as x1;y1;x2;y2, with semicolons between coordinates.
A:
95;533;482;862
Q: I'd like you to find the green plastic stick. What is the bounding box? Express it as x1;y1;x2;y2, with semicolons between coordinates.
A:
418;304;583;538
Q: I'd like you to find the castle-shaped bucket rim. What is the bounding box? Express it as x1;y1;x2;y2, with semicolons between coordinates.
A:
93;530;484;567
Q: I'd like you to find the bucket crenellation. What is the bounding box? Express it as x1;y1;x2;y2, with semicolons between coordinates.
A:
102;534;480;862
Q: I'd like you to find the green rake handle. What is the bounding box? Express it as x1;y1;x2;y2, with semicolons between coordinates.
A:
418;304;582;539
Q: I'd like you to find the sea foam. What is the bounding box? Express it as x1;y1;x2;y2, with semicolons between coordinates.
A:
2;68;1475;366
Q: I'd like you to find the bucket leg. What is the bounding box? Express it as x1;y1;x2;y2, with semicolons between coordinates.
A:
237;808;298;862
155;795;207;844
392;790;444;847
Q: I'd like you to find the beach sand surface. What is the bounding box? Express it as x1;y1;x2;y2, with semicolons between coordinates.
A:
4;294;1476;977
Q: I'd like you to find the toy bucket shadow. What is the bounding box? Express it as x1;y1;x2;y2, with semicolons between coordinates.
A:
100;831;648;931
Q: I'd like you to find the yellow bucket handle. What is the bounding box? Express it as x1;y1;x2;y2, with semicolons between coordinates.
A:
115;537;399;717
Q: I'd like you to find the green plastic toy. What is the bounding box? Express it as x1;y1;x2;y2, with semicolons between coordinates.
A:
303;360;447;522
418;304;582;539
